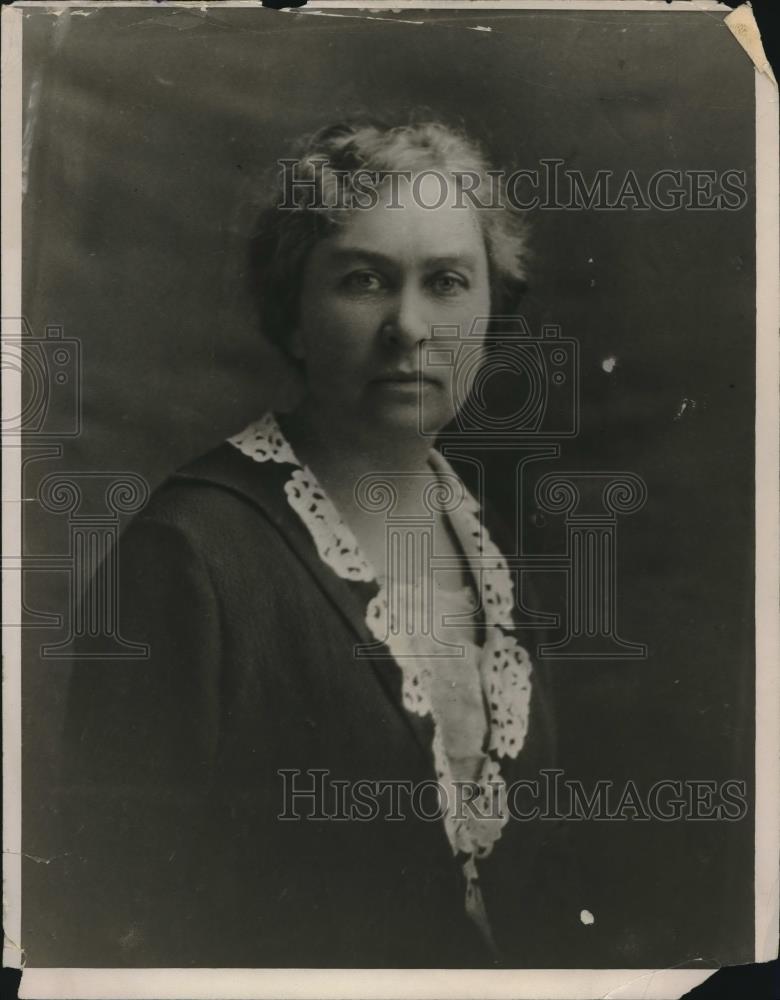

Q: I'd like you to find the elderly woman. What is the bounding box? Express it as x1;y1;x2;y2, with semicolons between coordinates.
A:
57;120;593;968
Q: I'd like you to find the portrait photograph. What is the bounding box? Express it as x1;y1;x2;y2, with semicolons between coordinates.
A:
2;2;778;998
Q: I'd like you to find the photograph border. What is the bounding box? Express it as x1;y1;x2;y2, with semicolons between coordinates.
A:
2;2;777;997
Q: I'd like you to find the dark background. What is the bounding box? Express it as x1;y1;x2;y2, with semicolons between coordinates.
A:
19;6;756;968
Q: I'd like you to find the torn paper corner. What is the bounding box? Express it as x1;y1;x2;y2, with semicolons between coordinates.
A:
725;4;777;87
601;966;716;999
2;928;25;971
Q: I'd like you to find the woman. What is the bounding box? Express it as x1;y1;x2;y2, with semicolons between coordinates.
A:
57;120;595;968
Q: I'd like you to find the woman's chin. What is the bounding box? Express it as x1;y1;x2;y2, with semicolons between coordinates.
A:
364;381;452;430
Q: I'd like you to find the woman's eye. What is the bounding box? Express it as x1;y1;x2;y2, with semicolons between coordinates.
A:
342;270;385;293
430;272;468;296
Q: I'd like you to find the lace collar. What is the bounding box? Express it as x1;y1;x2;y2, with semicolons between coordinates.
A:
231;413;374;582
228;413;534;868
229;412;515;620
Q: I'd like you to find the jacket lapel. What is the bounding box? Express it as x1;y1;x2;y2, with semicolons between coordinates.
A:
172;443;435;763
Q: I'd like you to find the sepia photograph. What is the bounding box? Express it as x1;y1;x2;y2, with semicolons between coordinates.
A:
2;2;778;998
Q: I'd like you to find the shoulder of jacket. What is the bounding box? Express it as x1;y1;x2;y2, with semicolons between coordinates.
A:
128;442;289;544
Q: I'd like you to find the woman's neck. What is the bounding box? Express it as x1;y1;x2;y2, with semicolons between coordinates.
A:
278;403;466;587
279;403;436;519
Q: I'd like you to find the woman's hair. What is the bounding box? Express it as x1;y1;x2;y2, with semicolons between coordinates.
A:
248;117;529;356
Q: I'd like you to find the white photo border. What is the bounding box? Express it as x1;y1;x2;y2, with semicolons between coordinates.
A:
2;2;777;997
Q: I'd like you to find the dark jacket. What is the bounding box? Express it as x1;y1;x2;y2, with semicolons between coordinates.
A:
55;441;601;968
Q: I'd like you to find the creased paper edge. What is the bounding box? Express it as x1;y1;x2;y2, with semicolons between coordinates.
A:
17;967;720;1000
726;4;777;86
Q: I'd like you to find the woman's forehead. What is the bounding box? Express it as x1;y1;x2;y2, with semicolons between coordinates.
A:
323;190;488;269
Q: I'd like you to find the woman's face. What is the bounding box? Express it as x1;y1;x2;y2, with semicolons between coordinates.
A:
290;174;491;436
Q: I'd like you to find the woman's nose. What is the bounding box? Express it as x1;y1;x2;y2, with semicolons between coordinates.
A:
381;289;429;349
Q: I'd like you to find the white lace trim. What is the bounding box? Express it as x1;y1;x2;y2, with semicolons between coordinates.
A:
229;415;373;582
228;414;534;866
483;628;533;758
229;412;298;465
285;468;374;582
